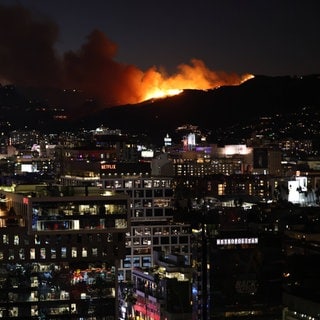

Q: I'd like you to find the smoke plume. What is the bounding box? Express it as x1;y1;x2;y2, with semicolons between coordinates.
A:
0;4;252;108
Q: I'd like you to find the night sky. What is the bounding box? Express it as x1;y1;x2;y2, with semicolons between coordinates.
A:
0;0;319;106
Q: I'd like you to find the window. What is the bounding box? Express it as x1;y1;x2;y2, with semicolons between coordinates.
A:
8;249;14;260
14;235;19;245
171;237;177;244
142;238;151;245
123;258;131;268
125;180;133;188
30;248;35;259
161;237;169;245
2;234;8;244
142;256;151;267
179;236;189;244
8;307;18;317
35;235;40;245
19;248;25;260
31;305;38;316
61;247;67;258
154;209;163;217
71;247;77;258
133;257;140;267
144;180;152;188
31;276;38;287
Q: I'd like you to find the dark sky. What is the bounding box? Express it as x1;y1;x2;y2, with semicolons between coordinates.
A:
1;0;319;77
0;0;319;107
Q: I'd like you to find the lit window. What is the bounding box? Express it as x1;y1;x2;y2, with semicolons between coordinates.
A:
2;234;8;244
14;235;19;245
71;247;77;258
19;248;25;260
61;247;67;258
31;305;38;316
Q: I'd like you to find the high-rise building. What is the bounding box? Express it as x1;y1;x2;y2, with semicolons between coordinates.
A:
100;174;192;282
0;185;129;319
61;162;193;283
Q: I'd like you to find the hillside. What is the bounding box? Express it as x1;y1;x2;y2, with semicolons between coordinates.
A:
81;74;320;142
1;74;320;144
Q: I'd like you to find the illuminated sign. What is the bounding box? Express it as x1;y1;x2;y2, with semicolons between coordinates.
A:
100;162;151;175
216;237;258;245
141;150;154;158
101;164;116;170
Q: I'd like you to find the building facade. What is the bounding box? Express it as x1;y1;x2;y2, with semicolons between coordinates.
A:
0;185;129;319
131;251;193;320
61;172;193;283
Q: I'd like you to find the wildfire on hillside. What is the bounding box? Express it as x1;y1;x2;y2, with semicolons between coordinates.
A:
139;60;254;101
62;30;254;106
0;5;254;108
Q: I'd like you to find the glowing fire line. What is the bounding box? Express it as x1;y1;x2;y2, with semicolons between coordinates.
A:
144;88;183;100
139;60;255;102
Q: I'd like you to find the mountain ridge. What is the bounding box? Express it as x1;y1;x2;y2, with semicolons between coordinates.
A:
80;74;320;141
1;74;320;144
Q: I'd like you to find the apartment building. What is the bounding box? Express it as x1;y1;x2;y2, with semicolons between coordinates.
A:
0;185;129;319
101;174;192;281
61;171;192;283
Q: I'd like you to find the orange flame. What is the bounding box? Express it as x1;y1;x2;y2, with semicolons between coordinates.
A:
62;31;256;106
0;8;255;109
139;59;254;102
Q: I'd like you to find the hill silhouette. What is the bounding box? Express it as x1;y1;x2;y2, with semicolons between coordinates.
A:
80;74;320;142
1;74;320;144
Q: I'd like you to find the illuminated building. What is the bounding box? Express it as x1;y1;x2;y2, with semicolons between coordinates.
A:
165;144;253;177
0;185;129;319
61;162;193;283
97;174;192;282
273;174;318;206
165;141;282;178
171;156;244;177
130;251;193;320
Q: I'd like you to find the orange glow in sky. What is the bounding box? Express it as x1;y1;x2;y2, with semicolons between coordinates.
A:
138;59;254;101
